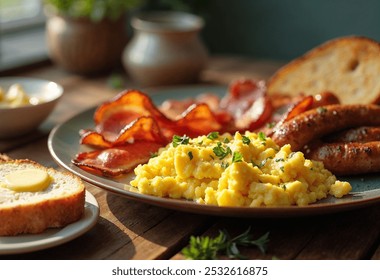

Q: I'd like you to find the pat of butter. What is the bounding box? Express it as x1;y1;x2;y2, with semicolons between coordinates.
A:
5;169;51;192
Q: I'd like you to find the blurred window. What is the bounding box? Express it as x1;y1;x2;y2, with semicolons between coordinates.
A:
0;0;44;31
0;0;47;71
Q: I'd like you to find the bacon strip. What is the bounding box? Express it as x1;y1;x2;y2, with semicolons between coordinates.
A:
73;141;162;177
73;79;277;176
220;79;273;131
80;116;167;148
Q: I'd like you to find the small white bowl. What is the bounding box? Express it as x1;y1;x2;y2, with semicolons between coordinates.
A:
0;77;63;139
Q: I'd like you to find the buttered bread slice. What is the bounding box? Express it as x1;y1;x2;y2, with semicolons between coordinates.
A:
0;159;85;236
267;36;380;104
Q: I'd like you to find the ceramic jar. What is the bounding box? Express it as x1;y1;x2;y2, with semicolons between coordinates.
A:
122;11;208;86
46;14;127;75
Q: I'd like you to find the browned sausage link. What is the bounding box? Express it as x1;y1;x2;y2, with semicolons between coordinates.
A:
271;104;380;151
324;126;380;143
304;141;380;175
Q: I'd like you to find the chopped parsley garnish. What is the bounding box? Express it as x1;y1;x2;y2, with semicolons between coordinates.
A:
232;152;243;163
223;137;230;143
221;162;229;169
258;132;266;142
172;135;190;147
207;131;219;140
252;157;273;168
188;151;193;160
150;152;158;158
242;135;251;145
213;142;232;160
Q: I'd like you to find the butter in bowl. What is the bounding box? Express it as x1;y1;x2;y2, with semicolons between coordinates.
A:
0;77;63;139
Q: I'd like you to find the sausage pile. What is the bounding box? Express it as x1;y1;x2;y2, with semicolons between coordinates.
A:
270;103;380;175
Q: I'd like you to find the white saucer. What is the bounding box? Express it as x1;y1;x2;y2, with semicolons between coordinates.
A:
0;191;99;255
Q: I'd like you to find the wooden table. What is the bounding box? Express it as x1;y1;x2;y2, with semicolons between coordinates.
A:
1;56;380;260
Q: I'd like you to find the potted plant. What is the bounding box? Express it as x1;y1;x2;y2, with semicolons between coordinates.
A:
44;0;142;75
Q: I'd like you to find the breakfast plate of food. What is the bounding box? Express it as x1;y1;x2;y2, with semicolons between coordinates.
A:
0;190;99;255
48;36;380;217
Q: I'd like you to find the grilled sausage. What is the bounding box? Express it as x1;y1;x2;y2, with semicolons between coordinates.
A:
304;141;380;175
324;126;380;143
271;104;380;151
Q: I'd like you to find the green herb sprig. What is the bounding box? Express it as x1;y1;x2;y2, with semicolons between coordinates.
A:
242;135;251;145
207;131;219;140
172;135;190;147
213;142;232;160
232;151;243;163
182;227;270;260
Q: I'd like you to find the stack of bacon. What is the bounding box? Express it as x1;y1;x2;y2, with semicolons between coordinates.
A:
73;79;274;176
72;78;380;177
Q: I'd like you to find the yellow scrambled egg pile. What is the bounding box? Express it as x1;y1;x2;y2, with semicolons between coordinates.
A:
130;132;352;207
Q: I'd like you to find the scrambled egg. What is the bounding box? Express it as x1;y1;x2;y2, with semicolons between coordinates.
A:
130;131;352;207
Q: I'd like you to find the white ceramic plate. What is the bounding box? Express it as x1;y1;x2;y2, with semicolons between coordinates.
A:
0;191;99;255
48;85;380;217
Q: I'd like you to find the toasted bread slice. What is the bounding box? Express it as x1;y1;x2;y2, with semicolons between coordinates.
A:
267;36;380;104
0;159;85;236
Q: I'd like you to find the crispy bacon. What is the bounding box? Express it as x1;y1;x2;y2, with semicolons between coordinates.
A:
73;79;281;176
220;79;273;131
80;116;167;148
94;90;173;141
73;141;162;177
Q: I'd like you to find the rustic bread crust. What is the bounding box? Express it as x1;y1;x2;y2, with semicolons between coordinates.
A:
0;159;85;236
267;36;380;104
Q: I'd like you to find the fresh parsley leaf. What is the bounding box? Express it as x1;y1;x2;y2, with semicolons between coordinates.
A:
213;142;232;160
181;231;226;260
223;137;230;143
182;227;270;260
207;131;219;140
232;151;243;163
242;135;251;145
221;162;229;169
258;132;266;143
188;151;193;160
172;135;190;147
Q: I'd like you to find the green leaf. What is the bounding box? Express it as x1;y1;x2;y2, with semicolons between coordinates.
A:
182;232;226;260
172;135;190;147
242;135;251;145
213;142;232;160
258;132;266;141
182;227;270;260
207;131;219;140
232;151;243;163
188;151;193;160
